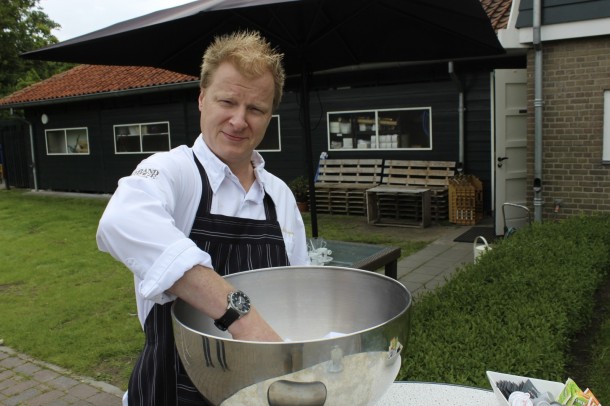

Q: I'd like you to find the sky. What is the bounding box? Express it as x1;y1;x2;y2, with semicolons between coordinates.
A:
39;0;195;42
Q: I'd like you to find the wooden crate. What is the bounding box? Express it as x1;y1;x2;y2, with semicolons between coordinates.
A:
366;186;431;228
448;175;483;225
380;160;456;223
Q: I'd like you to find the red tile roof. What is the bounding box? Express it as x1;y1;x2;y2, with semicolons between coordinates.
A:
481;0;513;31
0;64;197;107
0;0;511;108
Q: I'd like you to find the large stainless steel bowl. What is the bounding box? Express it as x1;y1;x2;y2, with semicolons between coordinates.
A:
172;266;411;405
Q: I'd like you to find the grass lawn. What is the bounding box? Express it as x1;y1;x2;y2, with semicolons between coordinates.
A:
0;189;431;389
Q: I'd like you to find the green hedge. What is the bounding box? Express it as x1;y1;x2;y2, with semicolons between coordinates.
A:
398;215;610;390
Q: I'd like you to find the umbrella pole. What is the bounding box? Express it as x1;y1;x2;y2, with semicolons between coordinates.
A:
300;67;318;237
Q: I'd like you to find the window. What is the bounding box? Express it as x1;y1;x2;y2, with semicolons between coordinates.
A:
45;128;89;155
602;90;610;164
327;107;432;151
114;122;170;154
257;115;281;152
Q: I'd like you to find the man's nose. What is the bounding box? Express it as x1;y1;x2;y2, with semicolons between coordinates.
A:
229;107;248;130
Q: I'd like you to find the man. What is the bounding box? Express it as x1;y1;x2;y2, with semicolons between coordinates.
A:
96;31;309;405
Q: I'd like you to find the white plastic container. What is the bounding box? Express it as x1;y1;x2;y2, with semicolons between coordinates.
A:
486;371;564;406
340;122;352;134
473;236;491;263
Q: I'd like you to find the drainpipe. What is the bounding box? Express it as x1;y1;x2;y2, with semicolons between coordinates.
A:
533;0;543;222
448;61;465;172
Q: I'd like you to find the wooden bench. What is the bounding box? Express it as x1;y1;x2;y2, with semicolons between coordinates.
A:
315;159;383;215
366;160;456;227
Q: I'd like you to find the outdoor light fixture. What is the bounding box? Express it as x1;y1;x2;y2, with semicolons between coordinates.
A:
41;114;49;124
533;178;542;193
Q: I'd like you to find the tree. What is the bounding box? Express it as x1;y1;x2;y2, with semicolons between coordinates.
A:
0;0;72;102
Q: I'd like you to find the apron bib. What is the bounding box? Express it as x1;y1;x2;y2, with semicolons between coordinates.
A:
128;154;289;405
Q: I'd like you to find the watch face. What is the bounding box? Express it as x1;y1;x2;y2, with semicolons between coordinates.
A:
230;291;251;314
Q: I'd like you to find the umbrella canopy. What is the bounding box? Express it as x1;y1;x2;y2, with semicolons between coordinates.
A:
23;0;504;236
24;0;503;77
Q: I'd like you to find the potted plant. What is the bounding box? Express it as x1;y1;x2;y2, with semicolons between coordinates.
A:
289;176;309;212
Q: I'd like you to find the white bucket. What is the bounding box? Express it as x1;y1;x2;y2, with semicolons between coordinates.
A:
473;236;491;263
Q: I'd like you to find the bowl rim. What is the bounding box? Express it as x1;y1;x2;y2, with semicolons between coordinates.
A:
172;266;412;344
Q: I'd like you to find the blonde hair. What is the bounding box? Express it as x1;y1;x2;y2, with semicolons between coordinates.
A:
200;31;286;111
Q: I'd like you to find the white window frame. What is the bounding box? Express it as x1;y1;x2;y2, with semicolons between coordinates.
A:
45;127;90;155
113;121;171;154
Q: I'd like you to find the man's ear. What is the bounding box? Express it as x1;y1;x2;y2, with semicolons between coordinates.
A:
198;90;205;110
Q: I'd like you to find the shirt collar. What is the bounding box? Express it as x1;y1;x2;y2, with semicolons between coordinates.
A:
193;135;267;195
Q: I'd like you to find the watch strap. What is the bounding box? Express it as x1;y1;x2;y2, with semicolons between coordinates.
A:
214;308;241;331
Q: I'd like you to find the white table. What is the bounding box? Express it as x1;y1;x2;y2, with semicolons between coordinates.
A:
377;381;497;405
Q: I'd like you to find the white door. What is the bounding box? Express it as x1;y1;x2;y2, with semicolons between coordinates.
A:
493;69;528;235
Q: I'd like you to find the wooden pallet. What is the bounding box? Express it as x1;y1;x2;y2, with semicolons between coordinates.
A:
315;158;383;216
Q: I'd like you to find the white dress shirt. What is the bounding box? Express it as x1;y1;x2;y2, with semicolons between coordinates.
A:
96;136;309;327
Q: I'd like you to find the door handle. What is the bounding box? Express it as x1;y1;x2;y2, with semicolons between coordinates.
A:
497;156;509;168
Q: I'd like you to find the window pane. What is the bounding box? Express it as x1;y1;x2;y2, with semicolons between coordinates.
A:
142;134;169;152
66;129;89;154
380;109;431;149
142;123;169;135
46;130;67;154
116;136;141;152
258;115;281;151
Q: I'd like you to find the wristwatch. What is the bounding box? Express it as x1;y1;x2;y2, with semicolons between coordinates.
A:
214;291;251;331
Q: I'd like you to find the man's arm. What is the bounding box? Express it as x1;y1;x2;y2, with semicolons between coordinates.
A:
168;265;282;342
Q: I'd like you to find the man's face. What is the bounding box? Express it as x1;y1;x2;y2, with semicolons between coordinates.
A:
198;61;274;169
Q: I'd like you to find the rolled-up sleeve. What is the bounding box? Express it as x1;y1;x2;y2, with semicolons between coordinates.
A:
96;149;210;303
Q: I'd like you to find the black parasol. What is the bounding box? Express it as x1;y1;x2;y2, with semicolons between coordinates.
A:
23;0;504;236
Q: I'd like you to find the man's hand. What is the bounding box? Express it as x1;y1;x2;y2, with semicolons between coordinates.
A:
228;307;282;342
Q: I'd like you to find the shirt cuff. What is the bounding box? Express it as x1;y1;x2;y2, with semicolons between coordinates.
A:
138;238;213;301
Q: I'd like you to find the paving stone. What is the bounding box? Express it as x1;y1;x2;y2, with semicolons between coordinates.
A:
32;368;60;382
46;398;70;406
48;375;80;390
14;361;42;376
3;378;37;396
0;377;20;392
0;369;15;381
27;389;65;406
3;387;41;405
70;382;100;399
87;391;123;405
0;356;24;369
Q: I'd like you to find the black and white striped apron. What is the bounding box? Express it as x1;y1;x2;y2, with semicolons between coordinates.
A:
127;154;289;405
